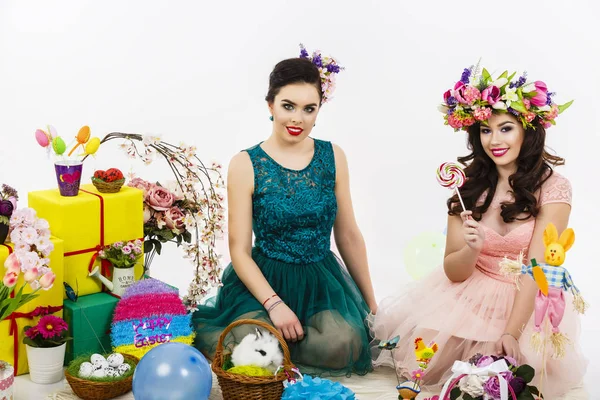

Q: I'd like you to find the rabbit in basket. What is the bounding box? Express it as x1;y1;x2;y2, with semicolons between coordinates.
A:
230;327;284;375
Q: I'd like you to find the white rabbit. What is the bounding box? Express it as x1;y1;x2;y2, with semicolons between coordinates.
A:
231;328;283;372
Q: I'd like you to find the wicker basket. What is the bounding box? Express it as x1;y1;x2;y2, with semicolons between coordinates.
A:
212;319;296;400
65;354;139;400
91;177;125;193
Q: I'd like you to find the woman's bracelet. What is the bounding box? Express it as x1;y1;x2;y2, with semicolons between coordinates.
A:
502;332;519;341
267;300;283;313
262;294;278;307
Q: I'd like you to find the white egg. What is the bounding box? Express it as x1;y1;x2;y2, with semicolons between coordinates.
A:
105;367;119;378
90;354;106;364
93;359;109;370
91;368;106;378
117;363;131;375
78;362;93;378
107;353;124;367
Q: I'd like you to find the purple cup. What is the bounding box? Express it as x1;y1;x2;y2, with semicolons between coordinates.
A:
54;161;83;196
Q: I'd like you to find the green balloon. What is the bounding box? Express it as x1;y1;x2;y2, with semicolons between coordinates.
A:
403;231;446;280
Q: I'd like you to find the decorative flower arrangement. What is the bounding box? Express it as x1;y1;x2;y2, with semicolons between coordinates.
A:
0;184;18;225
83;133;225;310
444;354;542;400
34;125;101;161
439;61;573;131
1;208;57;321
23;315;72;348
99;240;143;269
299;43;344;103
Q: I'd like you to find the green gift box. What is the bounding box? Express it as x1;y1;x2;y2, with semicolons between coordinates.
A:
63;292;119;364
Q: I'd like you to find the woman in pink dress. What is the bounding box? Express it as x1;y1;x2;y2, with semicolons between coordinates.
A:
370;66;587;398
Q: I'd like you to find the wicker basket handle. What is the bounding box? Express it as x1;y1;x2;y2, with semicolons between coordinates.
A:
214;318;295;372
442;374;517;400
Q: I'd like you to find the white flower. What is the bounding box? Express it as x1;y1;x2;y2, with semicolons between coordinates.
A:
492;101;508;110
502;87;519;107
29;280;40;290
537;105;551;112
34;218;50;231
522;83;536;93
491;77;508;88
21;227;39;245
458;375;487;398
142;135;161;146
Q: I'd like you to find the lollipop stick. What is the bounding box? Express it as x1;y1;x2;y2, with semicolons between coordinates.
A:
455;187;467;212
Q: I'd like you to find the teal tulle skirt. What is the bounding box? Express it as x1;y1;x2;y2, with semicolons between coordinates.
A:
192;248;373;377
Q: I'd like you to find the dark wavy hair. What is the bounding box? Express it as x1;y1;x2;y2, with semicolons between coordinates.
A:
265;58;322;103
447;117;565;222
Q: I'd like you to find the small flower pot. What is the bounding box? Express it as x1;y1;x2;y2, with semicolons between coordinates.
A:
26;343;66;384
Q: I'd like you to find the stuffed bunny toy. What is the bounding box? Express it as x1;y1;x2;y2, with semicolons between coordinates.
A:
500;222;587;359
231;328;284;372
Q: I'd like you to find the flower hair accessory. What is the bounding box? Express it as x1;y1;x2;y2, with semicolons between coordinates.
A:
299;43;344;103
440;61;573;131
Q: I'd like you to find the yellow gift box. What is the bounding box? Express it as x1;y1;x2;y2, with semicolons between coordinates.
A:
0;238;64;376
28;184;144;298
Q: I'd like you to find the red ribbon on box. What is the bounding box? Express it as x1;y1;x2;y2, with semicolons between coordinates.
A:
62;189;143;295
64;189;112;278
6;305;63;374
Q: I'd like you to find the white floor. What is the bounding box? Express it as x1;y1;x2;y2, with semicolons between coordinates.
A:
14;367;589;400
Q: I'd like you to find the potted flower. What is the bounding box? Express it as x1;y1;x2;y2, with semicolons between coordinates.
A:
92;240;143;296
1;208;56;322
23;315;72;384
0;184;18;244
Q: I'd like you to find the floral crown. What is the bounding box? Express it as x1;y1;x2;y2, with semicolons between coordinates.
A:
439;62;573;131
299;43;344;103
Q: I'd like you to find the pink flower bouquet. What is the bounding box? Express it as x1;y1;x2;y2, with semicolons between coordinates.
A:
1;208;57;321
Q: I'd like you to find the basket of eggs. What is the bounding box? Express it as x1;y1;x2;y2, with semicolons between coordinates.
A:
65;352;138;400
91;168;125;193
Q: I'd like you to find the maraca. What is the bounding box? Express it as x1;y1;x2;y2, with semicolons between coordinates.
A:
436;162;467;211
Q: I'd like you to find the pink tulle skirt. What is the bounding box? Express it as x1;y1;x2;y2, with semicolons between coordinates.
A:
370;267;588;399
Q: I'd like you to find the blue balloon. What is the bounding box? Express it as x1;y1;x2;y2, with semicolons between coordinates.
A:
132;343;212;400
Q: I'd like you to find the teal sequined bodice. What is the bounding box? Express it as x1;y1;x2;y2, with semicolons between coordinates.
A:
245;139;337;264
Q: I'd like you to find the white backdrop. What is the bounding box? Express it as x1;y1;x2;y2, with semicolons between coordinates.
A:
1;0;599;393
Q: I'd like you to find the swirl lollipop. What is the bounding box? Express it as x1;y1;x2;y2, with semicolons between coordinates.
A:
437;162;467;211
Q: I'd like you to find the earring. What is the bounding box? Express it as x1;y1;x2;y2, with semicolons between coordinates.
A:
314;123;316;127
269;116;273;121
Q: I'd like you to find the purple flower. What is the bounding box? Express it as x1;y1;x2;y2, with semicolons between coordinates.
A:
447;96;457;106
476;355;494;368
299;47;309;58
312;54;323;68
546;92;555;106
483;372;513;400
0;199;14;217
507;107;519;116
460;67;471;84
509;376;526;395
326;64;340;73
468;353;483;365
1;184;18;199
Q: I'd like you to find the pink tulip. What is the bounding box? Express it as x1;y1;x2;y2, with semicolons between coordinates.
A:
530;81;548;107
35;129;50;147
23;267;39;282
39;271;56;289
4;253;21;273
3;271;18;288
443;89;452;103
481;86;501;105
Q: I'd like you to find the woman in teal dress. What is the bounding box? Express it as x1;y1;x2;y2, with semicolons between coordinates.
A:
192;48;377;376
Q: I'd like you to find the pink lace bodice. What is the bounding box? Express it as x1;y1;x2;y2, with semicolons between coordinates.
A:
475;172;572;281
